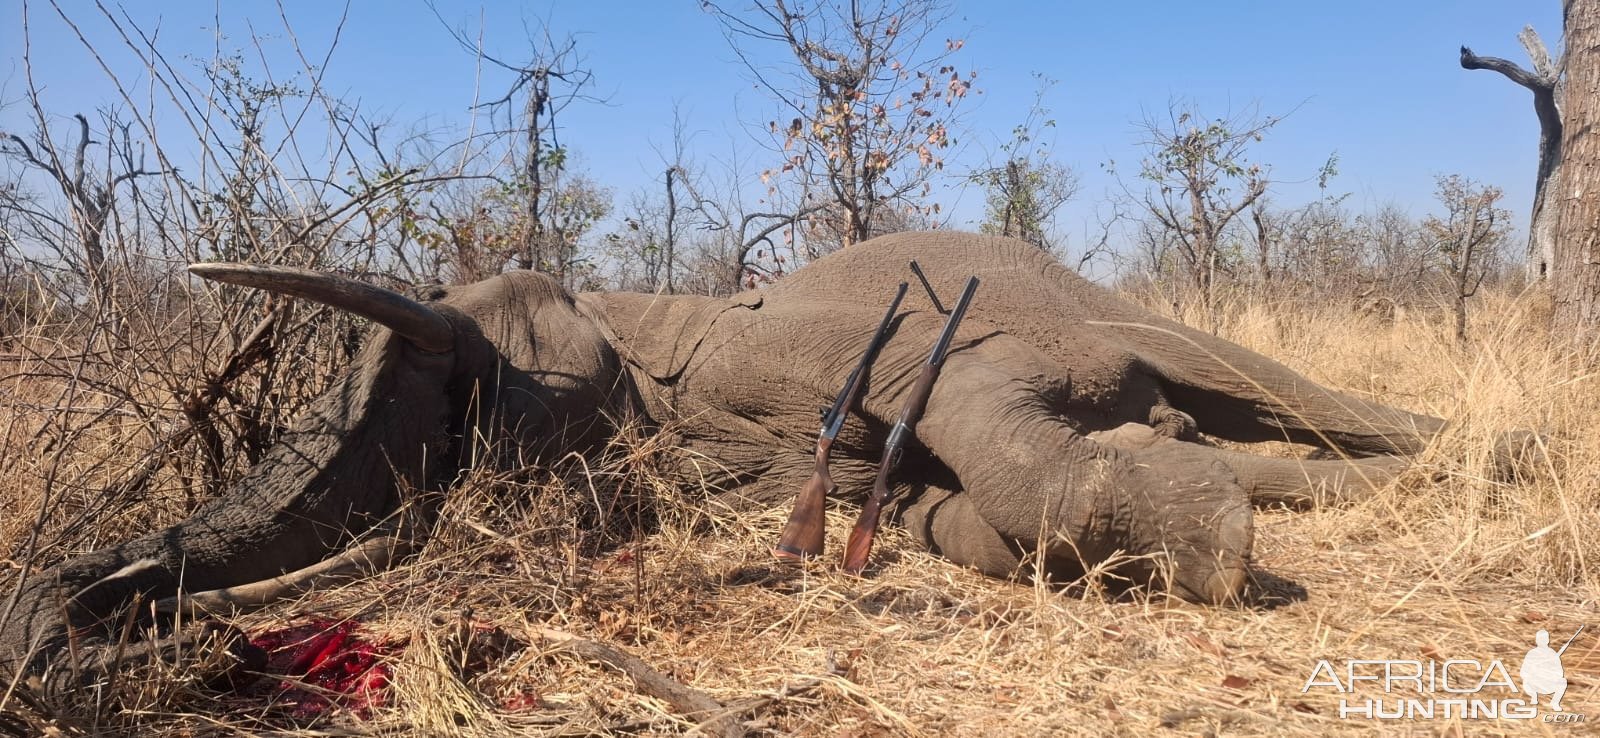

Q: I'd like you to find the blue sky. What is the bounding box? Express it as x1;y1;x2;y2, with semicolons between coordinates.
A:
1;1;1565;256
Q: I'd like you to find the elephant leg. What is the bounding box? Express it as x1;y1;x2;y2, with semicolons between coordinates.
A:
1115;332;1539;479
1148;405;1201;442
1207;447;1407;508
891;481;1244;591
1128;342;1443;456
890;484;1028;579
1087;423;1406;508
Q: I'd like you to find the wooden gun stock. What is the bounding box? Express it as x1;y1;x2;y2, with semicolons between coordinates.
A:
773;438;836;560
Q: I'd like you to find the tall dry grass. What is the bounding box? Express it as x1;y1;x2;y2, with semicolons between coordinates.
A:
1;283;1596;736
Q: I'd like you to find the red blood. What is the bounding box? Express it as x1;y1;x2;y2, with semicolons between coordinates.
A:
501;689;544;711
288;623;348;676
245;619;403;720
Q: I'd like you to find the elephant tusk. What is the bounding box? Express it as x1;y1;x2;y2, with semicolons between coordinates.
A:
155;514;421;617
187;263;455;353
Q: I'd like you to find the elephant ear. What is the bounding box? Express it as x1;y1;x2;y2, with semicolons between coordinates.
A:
584;291;762;382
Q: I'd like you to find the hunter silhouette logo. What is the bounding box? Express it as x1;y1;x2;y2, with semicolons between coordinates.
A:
1522;626;1582;712
1302;625;1587;723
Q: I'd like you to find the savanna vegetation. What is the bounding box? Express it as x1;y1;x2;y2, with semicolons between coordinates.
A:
0;1;1595;735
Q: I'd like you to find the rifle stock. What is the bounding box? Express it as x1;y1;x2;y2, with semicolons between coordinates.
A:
841;276;979;574
773;283;907;560
773;438;836;559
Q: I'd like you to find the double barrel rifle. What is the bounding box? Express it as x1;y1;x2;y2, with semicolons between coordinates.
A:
774;265;980;575
772;281;908;560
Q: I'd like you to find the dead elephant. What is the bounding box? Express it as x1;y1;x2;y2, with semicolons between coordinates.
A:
0;231;1513;688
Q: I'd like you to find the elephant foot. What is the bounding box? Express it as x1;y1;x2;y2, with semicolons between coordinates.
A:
1199;566;1249;605
1087;408;1204;453
1148;406;1200;443
1102;451;1255;605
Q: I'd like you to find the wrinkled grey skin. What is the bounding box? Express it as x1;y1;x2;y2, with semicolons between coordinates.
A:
2;232;1462;687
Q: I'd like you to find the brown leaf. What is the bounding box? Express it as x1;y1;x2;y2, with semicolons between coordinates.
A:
827;646;863;680
1102;695;1124;722
1222;674;1251;690
1290;701;1318;714
1521;610;1548;623
1183;632;1227;658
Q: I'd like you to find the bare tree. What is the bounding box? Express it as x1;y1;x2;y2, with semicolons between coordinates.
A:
1550;0;1600;343
974;74;1078;251
1;110;161;304
1124;102;1279;330
1422;175;1510;348
1464;2;1600;347
0;1;483;518
604;110;705;293
435;11;606;287
1359;204;1434;304
648;136;830;293
704;0;972;250
1247;154;1342;291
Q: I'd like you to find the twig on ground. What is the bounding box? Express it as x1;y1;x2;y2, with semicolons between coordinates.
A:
534;627;744;738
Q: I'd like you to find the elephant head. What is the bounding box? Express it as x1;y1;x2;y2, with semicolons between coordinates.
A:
0;264;631;686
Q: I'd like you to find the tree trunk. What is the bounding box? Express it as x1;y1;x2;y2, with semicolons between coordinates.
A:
1552;0;1600;340
521;73;550;273
1530;157;1563;283
1251;201;1272;285
663;167;677;293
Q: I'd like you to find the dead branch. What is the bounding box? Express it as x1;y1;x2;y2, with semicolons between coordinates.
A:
536;628;744;738
1459;45;1562;145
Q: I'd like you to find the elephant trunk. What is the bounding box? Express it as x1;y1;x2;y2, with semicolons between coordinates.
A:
908;361;1253;603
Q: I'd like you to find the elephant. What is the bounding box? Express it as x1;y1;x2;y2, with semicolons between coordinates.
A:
0;231;1472;691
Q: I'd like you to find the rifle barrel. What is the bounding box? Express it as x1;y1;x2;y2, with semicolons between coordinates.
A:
926;277;978;365
1559;624;1586;655
908;260;947;314
821;282;908;440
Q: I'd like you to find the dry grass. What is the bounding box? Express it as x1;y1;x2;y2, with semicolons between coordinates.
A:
2;287;1598;736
